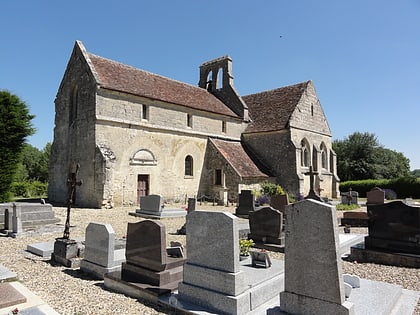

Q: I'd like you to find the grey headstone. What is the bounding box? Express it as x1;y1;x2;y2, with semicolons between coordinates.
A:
187;198;196;212
341;190;359;205
186;211;239;273
12;203;23;234
280;199;354;314
139;194;162;212
83;223;116;267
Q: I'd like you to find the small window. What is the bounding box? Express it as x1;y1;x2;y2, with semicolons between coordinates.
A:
222;121;226;133
69;85;78;125
187;113;192;127
142;104;148;120
215;169;222;185
185;155;193;176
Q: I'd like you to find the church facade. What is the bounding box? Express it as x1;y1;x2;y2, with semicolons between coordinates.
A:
48;41;339;208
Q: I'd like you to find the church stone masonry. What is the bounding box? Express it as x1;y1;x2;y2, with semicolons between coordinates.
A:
48;40;339;208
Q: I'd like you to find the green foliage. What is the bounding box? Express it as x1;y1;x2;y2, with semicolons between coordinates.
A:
0;91;35;202
339;176;420;198
11;181;48;198
239;239;255;256
412;169;420;178
18;143;50;182
260;182;285;196
336;203;360;211
333;132;410;181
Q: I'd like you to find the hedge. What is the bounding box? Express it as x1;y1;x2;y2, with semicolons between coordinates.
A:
339;176;420;199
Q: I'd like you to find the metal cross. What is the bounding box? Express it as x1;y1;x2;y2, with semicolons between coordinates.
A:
63;162;82;239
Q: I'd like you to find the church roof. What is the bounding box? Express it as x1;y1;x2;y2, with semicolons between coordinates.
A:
242;81;310;133
210;138;271;179
87;53;240;118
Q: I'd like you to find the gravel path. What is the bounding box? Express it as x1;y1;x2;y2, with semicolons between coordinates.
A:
0;204;418;314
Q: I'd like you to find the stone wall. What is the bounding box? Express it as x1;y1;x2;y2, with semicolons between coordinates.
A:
48;44;98;207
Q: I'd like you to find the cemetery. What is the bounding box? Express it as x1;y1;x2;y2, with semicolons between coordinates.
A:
0;193;419;314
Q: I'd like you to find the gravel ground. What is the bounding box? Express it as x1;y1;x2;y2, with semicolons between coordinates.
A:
0;204;418;315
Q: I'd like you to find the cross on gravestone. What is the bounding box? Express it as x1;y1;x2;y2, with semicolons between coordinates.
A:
304;166;323;202
63;162;82;239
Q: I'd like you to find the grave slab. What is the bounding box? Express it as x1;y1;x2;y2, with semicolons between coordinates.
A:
0;263;17;282
0;282;59;315
26;241;54;258
0;282;27;308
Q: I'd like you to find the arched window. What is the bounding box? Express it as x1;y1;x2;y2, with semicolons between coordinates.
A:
216;67;223;89
312;145;318;171
185;155;193;176
301;139;310;167
320;143;328;170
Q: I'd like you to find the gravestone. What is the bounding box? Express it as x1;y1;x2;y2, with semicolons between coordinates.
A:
104;220;186;299
280;199;354;314
270;194;289;215
341;190;359;205
364;201;420;255
235;190;255;216
80;223;126;279
341;211;368;227
248;206;284;251
177;210;284;314
187;197;196;212
132;194;187;219
0;202;59;231
366;187;385;205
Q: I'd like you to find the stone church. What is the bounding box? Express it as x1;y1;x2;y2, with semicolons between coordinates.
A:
48;40;339;208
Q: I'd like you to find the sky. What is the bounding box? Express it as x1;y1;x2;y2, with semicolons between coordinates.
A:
1;1;420;170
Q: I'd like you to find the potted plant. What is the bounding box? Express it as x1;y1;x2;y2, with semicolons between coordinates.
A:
239;239;255;257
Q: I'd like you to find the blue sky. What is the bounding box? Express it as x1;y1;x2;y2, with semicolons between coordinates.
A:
1;1;420;170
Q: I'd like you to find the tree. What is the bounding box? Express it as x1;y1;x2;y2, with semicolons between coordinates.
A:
0;91;35;202
333;132;410;181
18;143;50;182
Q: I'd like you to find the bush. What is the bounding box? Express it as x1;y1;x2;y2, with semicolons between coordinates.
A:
260;182;285;196
383;188;397;200
11;181;47;198
336;203;360;211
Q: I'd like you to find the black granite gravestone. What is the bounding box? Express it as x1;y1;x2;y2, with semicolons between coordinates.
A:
248;206;284;246
365;201;420;255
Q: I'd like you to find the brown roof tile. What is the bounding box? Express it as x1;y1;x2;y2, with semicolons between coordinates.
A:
210;138;270;178
87;53;239;118
242;81;309;133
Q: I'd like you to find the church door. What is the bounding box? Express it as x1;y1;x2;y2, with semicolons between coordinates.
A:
137;175;149;205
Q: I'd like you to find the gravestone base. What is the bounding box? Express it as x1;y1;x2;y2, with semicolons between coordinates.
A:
280;291;354;315
80;260;123;280
178;259;284;315
51;238;84;268
104;271;178;303
350;243;420;268
364;236;420;255
252;242;285;253
121;262;184;287
130;208;187;219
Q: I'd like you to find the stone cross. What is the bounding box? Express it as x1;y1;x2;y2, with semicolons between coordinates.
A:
304;166;322;201
63;162;82;239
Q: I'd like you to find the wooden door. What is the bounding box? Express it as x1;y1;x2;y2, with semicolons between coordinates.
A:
137;175;149;205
